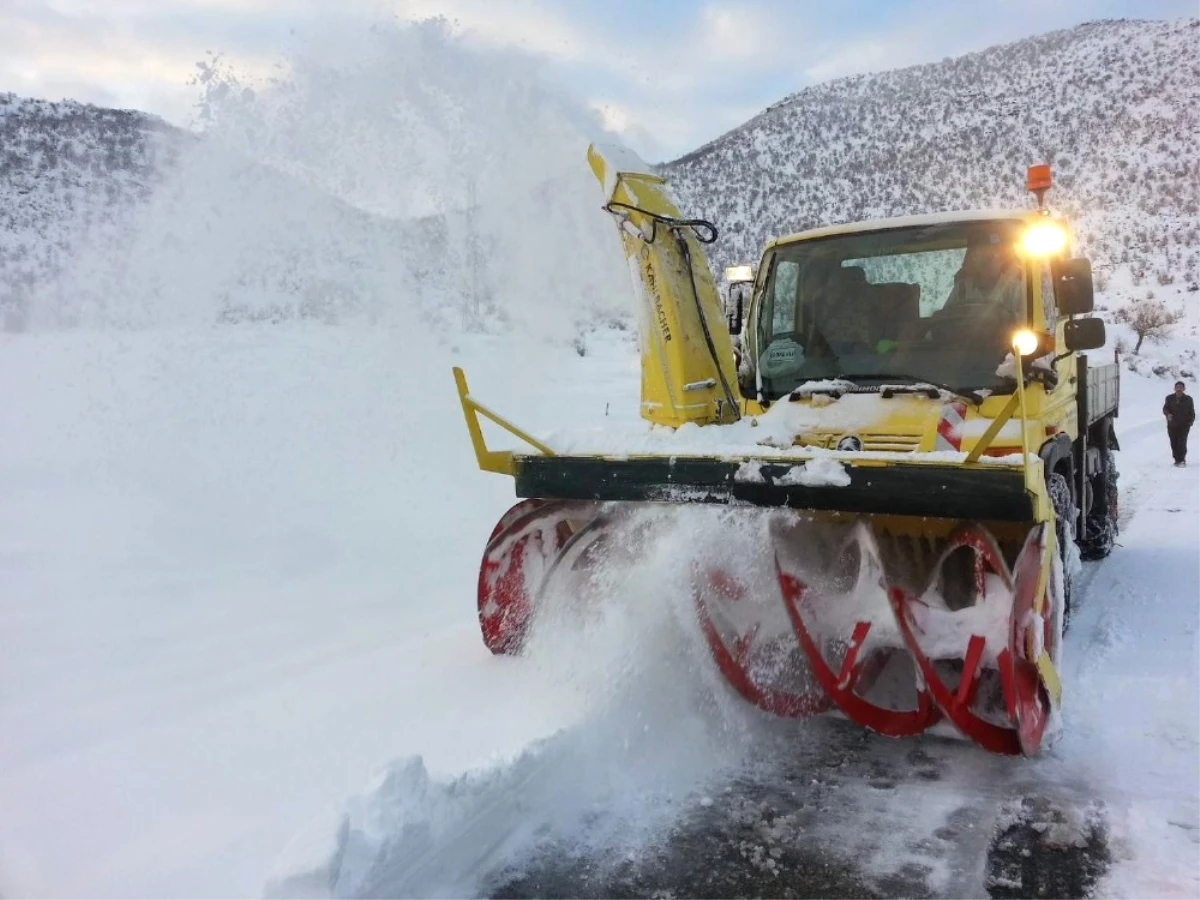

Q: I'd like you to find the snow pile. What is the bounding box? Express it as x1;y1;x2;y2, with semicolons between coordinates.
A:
543;390;897;456
263;506;777;898
776;458;852;487
736;457;851;487
534;386;1039;464
0;324;645;898
734;460;768;483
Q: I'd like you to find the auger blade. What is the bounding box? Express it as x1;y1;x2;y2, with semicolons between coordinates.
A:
478;499;1062;758
775;522;939;738
888;523;1038;755
477;500;600;654
693;563;829;718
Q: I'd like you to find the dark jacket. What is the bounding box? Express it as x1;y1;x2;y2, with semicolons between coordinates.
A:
1164;392;1195;428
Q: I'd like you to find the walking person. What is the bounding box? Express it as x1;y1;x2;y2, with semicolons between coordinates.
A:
1163;380;1195;467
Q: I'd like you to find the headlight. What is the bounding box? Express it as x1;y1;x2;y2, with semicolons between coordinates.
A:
725;264;754;284
837;435;863;452
1020;222;1068;256
1012;328;1040;357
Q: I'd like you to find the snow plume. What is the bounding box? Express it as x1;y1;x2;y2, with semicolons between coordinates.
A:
264;506;778;899
30;17;631;341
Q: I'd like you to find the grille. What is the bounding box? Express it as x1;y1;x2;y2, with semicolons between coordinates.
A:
859;432;923;453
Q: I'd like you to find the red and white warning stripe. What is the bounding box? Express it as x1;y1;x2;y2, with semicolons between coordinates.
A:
935;401;967;452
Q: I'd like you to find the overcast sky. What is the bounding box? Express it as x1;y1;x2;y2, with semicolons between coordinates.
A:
2;0;1194;160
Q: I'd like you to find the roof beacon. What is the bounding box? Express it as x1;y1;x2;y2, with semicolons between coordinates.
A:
1026;163;1052;212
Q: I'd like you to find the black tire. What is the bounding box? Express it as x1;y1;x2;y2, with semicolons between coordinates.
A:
1047;472;1076;629
1080;450;1119;561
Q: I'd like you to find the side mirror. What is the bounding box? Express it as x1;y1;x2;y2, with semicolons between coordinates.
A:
1056;257;1094;316
1065;317;1106;351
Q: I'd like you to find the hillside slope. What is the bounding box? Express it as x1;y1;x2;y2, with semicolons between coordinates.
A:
0;92;420;331
0;94;177;329
662;18;1200;301
0;21;631;339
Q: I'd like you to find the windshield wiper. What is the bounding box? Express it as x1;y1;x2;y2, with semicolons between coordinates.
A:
834;373;986;406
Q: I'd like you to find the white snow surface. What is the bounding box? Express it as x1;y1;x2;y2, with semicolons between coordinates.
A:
2;321;1194;898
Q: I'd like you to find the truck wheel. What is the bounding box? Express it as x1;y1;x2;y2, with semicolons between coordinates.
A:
1047;472;1077;629
1080;449;1118;561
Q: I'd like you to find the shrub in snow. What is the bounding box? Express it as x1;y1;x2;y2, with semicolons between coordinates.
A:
1113;297;1184;354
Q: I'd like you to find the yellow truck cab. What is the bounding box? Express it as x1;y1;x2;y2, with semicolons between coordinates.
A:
727;187;1120;563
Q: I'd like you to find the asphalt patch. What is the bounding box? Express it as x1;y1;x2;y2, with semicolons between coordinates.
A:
985;794;1110;899
486;722;1111;900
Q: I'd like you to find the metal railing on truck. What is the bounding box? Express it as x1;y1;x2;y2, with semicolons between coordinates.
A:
1081;356;1119;425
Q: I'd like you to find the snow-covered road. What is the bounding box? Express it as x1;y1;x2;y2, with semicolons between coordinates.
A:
0;327;630;897
1;327;1195;898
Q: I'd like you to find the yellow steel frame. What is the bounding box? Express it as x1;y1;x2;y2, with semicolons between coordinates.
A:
453;367;555;475
1011;363;1062;706
963;394;1021;464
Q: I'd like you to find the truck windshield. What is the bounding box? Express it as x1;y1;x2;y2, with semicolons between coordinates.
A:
755;220;1030;400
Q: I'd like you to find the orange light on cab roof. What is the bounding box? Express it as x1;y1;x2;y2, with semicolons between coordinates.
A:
1026;164;1052;192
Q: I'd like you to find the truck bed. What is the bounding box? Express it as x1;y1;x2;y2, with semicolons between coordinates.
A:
1081;356;1119;425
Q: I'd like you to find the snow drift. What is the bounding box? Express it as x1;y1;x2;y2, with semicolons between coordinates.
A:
263;506;781;898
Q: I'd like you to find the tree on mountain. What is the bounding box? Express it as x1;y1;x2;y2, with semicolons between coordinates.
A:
1114;297;1184;354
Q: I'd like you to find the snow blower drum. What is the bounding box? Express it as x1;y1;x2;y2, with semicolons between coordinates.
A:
475;484;1063;757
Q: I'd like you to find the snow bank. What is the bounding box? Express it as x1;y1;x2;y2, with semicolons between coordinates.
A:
543;391;886;457
263;505;784;898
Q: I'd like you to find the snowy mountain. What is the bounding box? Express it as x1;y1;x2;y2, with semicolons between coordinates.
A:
0;21;630;339
660;18;1199;375
0;94;174;328
0;92;411;329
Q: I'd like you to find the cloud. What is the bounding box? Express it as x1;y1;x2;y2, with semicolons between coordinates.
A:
694;1;779;63
1;0;1194;160
394;0;620;65
388;0;789;151
801;35;917;84
0;5;183;110
0;0;334;123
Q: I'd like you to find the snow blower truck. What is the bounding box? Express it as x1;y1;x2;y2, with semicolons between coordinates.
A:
453;147;1120;756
